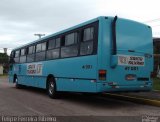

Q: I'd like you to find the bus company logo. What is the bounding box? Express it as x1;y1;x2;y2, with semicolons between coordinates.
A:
27;64;36;75
27;63;43;75
28;64;36;69
119;56;128;65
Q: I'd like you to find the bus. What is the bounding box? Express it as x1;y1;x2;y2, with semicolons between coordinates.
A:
9;16;153;98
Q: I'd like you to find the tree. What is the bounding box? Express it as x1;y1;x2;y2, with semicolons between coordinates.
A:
0;53;9;73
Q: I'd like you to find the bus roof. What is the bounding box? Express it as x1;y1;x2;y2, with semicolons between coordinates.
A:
12;16;105;51
12;16;150;51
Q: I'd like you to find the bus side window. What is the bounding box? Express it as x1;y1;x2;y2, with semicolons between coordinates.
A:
35;42;46;61
48;39;56;49
55;38;61;48
20;48;26;63
9;51;15;64
80;27;94;56
61;32;79;58
14;50;20;63
46;38;60;60
27;45;35;62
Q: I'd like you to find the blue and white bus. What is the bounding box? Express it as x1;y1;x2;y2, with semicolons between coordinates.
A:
9;16;153;98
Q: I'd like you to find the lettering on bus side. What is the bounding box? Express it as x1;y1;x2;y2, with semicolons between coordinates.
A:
82;65;93;69
27;63;43;75
118;55;145;66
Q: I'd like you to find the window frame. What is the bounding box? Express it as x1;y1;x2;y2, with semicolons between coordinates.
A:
28;45;35;55
48;38;56;50
35;42;47;61
64;32;79;46
20;48;26;56
26;45;35;63
10;51;15;58
83;27;94;42
79;22;98;56
48;37;61;50
46;37;61;60
79;26;95;56
11;21;98;63
15;50;20;58
19;48;27;63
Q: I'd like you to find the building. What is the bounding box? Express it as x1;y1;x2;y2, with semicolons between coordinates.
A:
0;65;3;75
0;52;9;74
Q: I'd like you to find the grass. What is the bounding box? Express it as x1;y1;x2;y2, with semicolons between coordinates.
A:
153;77;160;90
0;74;8;77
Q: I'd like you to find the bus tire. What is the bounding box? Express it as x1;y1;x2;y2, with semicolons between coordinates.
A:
14;76;21;89
47;77;58;99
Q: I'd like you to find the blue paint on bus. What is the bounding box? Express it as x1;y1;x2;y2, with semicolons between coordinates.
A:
9;16;153;93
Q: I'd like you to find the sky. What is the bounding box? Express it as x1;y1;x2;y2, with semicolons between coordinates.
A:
0;0;160;54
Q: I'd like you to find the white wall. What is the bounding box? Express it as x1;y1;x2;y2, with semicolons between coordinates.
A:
0;65;3;75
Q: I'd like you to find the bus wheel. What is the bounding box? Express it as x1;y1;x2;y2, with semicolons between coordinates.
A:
47;77;58;99
14;77;21;89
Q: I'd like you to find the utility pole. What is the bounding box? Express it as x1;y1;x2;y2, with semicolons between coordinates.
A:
3;48;7;54
34;34;45;39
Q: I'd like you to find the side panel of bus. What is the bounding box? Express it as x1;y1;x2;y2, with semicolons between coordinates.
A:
10;55;98;92
44;55;98;92
9;20;99;93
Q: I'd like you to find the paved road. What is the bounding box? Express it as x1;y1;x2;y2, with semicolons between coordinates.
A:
0;77;160;121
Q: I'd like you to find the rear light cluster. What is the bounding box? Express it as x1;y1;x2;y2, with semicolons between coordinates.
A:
99;70;106;80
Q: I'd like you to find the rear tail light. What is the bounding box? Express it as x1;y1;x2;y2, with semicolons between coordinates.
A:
125;74;136;81
99;70;106;80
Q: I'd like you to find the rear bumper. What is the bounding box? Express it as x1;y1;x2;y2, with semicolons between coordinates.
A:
96;82;152;92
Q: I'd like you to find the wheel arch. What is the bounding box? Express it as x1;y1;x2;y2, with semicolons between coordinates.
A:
13;74;17;83
46;74;56;89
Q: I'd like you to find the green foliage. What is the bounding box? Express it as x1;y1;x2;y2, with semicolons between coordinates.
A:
153;78;160;90
0;53;9;64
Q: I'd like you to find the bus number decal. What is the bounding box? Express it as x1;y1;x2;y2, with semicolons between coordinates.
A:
27;63;43;75
82;65;92;69
125;67;138;71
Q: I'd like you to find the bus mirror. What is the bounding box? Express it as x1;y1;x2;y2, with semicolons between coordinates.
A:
111;55;118;68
